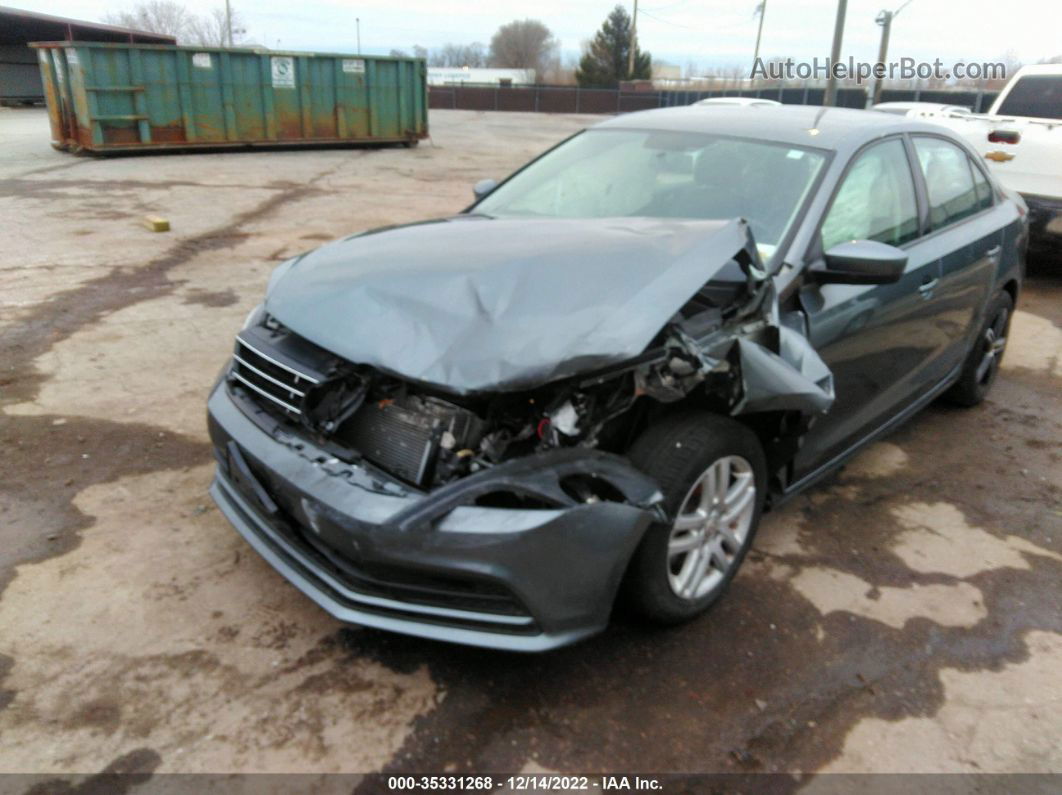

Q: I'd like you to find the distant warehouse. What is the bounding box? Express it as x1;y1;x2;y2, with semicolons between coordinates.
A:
0;5;175;105
427;67;535;87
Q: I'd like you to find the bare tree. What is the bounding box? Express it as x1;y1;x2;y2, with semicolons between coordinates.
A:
104;0;191;38
489;19;557;78
185;7;247;47
390;45;430;60
105;1;249;46
429;43;486;68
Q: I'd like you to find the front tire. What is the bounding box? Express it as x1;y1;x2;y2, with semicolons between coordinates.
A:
946;290;1013;407
623;412;767;624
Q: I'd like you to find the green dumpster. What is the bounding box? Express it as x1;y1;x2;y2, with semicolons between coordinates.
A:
32;41;428;153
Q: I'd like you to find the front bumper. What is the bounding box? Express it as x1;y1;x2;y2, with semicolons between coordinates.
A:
207;383;661;651
1021;193;1062;252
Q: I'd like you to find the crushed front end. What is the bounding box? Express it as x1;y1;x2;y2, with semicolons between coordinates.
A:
207;218;835;650
208;317;666;650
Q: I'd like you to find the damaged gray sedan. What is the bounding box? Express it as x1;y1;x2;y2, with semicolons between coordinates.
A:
208;105;1025;650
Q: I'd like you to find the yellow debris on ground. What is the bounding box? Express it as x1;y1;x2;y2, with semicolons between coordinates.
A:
142;215;170;232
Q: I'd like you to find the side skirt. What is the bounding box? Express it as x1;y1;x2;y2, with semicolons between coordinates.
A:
769;361;963;510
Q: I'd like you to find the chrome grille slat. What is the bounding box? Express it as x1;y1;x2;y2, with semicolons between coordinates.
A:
231;334;326;417
236;338;321;385
231;371;303;415
233;353;307;397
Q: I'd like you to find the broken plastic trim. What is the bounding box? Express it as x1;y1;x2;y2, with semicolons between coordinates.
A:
387;448;665;532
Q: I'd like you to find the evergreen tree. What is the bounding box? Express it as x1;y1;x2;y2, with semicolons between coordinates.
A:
576;5;652;88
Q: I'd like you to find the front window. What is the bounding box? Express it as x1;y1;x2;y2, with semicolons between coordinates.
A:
821;138;919;251
474;129;828;261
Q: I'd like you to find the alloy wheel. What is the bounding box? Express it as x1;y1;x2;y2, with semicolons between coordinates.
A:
975;306;1009;385
667;455;756;600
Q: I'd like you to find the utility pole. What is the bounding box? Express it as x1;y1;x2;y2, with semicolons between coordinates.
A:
225;0;232;47
356;18;361;54
871;0;913;105
752;1;767;77
823;0;848;107
627;0;639;78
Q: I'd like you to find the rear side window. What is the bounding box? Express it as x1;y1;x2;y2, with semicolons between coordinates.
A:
995;75;1062;120
913;137;979;231
821;138;919;251
970;160;993;211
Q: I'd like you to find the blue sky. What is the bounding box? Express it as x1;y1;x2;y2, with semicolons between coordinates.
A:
16;0;1060;70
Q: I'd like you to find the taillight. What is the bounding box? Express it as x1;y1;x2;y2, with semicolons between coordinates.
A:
988;130;1021;144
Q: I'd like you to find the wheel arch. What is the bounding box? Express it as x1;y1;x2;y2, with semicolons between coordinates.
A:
1001;278;1019;307
621;396;798;503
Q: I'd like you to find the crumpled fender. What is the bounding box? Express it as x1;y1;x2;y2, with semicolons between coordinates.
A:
729;325;835;416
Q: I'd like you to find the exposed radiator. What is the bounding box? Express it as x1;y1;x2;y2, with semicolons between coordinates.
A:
339;399;441;486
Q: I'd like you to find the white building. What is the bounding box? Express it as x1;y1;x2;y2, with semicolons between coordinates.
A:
427;67;536;86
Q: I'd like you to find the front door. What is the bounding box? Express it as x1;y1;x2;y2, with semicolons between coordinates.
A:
793;136;945;479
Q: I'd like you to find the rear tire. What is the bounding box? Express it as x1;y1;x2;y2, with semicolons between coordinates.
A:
946;290;1013;407
623;412;767;625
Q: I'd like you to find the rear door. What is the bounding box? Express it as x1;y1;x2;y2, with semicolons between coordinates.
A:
793;136;944;478
909;135;1002;374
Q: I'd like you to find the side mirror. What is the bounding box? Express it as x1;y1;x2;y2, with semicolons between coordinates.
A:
472;178;498;200
811;240;907;285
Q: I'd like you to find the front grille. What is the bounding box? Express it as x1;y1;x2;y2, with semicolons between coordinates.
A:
228;324;479;490
231;337;320;416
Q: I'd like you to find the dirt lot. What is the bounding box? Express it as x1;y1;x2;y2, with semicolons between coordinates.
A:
1;107;1060;781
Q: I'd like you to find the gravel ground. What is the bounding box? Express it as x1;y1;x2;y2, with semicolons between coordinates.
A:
1;106;1060;781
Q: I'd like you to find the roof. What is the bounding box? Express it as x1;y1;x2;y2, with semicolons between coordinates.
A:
872;102;970;112
697;97;782;107
1011;64;1062;77
596;104;950;152
0;5;176;46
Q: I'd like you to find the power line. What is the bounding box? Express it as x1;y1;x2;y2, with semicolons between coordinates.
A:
641;0;692;12
638;9;698;29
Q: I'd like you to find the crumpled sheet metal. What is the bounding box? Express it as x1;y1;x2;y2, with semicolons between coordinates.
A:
265;216;760;395
731;325;835;415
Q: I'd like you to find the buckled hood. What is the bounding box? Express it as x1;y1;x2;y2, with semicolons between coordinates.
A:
265;215;759;394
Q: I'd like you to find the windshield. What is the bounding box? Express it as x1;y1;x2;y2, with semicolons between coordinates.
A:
474;129;828;260
995;75;1062;120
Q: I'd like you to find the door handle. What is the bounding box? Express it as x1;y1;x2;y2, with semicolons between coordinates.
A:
919;277;939;298
985;245;1001;261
